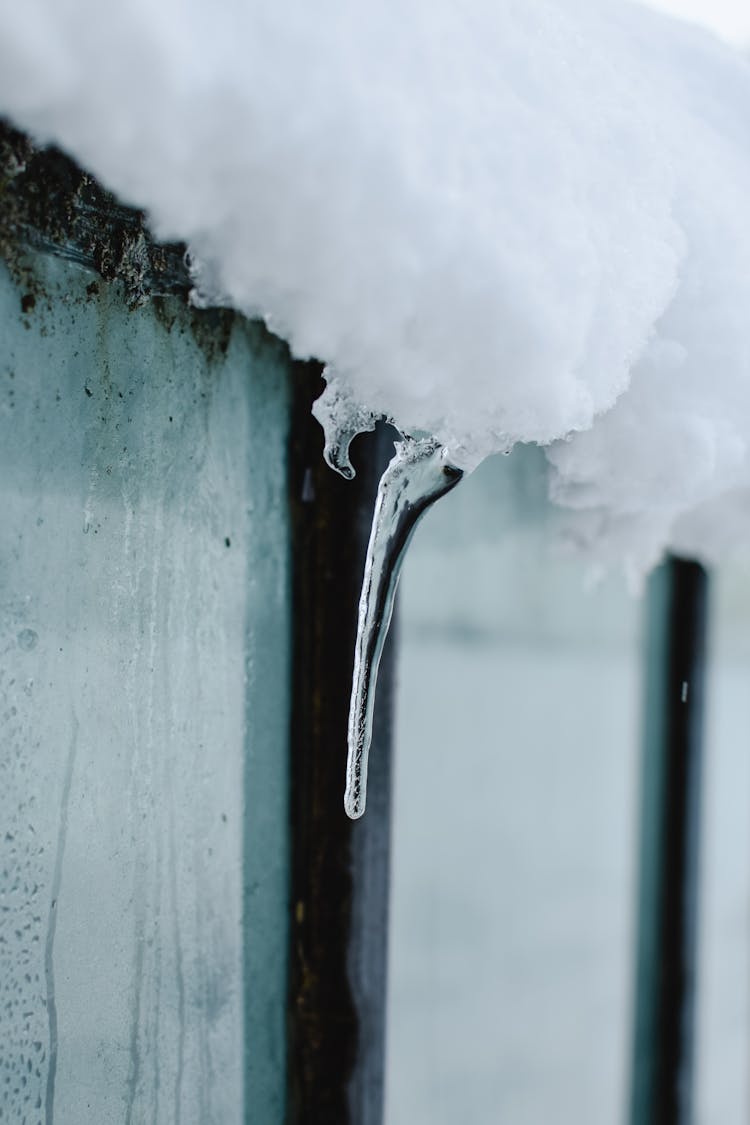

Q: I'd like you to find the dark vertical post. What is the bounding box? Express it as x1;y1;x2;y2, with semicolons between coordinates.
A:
630;556;709;1125
286;362;395;1125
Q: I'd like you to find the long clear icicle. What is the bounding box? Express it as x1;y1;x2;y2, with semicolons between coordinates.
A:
345;437;463;818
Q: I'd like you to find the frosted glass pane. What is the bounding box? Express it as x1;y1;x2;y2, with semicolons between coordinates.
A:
386;449;641;1125
0;254;290;1123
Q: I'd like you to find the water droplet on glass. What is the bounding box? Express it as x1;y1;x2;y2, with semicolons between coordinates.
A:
16;630;38;652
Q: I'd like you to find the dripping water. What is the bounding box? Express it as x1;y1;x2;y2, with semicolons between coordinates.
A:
337;435;463;818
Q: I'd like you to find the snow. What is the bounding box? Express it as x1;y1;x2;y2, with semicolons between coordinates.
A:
647;0;750;46
3;0;750;569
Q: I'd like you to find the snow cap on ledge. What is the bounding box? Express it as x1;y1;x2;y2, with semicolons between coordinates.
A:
2;0;750;570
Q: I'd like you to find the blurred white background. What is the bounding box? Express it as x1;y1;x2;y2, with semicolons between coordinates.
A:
386;454;750;1124
647;0;750;45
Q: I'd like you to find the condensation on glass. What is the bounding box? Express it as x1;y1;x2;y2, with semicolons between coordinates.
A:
0;252;291;1124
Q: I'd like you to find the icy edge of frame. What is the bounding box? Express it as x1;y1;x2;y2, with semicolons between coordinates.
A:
318;401;464;818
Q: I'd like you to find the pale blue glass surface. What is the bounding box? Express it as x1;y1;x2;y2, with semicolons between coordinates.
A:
0;252;291;1124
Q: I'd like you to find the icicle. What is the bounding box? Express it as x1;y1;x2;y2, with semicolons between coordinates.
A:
311;370;377;480
345;437;463;818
